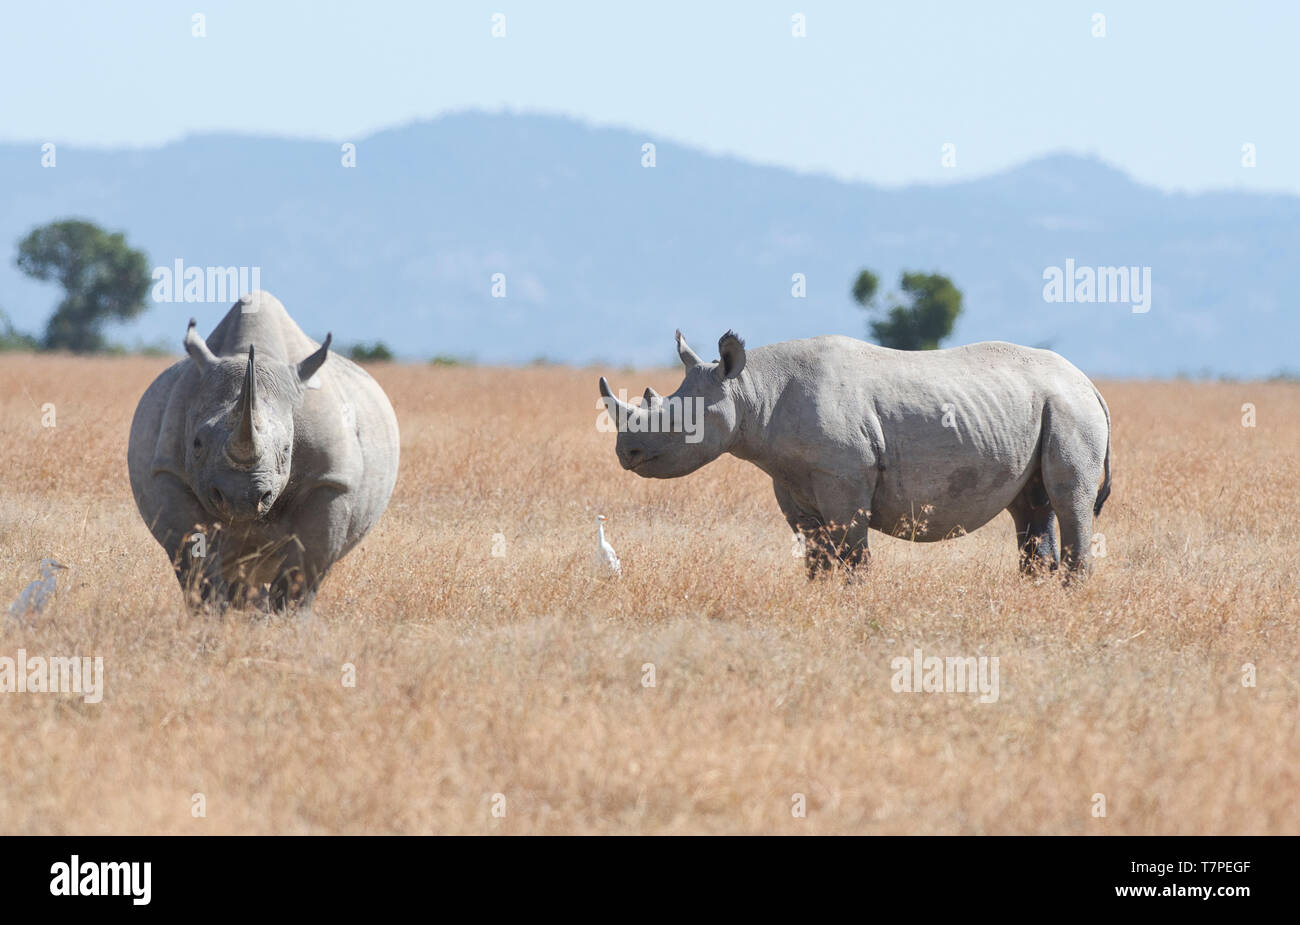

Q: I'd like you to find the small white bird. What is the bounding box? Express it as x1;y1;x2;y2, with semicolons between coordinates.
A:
594;515;621;580
8;557;69;623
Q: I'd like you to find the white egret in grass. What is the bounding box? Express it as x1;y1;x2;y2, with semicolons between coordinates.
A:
7;558;68;622
594;515;621;580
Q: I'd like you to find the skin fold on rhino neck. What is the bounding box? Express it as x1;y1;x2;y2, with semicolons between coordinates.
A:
720;353;781;465
663;359;766;472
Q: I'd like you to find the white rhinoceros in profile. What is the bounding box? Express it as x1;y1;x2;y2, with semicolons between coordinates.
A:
128;291;400;612
600;330;1111;579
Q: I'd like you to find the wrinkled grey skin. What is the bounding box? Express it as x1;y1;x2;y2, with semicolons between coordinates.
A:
600;330;1111;579
128;291;400;612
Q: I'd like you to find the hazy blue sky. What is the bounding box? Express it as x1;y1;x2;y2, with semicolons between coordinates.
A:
2;1;1295;193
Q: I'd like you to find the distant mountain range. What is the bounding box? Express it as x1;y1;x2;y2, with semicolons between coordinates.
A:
2;111;1296;376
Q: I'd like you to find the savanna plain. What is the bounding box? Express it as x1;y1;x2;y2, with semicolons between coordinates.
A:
1;354;1297;834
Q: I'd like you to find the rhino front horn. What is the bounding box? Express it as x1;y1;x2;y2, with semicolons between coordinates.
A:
229;344;260;461
599;377;633;419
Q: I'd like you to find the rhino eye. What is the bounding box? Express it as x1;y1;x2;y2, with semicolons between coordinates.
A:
192;435;202;450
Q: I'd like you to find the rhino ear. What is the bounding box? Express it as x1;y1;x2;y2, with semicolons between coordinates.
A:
184;319;217;369
717;330;746;380
298;333;332;383
675;329;703;369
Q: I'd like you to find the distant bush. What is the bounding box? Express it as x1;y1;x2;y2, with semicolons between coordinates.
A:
0;308;174;356
137;341;175;358
99;339;175;357
0;309;38;352
430;354;467;367
347;341;394;362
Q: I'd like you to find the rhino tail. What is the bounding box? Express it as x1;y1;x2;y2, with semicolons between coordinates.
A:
1092;384;1112;518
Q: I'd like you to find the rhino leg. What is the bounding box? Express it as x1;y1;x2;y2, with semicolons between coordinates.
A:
267;486;355;614
775;476;874;579
1007;472;1058;575
1051;498;1094;579
263;534;323;614
774;482;827;577
813;514;871;578
177;526;237;612
812;473;875;578
269;567;315;614
1041;413;1106;579
139;479;232;612
774;481;838;577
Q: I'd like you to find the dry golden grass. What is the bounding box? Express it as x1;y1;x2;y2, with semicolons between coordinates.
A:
0;353;1297;834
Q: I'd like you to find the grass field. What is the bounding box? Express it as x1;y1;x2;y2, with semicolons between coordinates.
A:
1;354;1297;834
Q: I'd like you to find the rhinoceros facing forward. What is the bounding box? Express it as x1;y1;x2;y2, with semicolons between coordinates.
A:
128;291;399;612
600;330;1111;579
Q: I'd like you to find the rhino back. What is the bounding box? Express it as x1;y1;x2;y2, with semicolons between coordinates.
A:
747;337;1099;536
204;292;316;363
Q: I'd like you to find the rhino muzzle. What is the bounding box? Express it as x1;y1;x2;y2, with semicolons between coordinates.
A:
617;445;655;471
208;481;277;522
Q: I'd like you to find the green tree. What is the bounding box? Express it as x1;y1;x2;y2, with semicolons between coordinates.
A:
15;219;151;352
851;269;963;350
347;341;394;362
851;269;879;308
